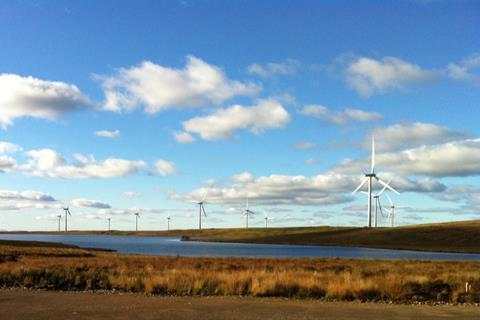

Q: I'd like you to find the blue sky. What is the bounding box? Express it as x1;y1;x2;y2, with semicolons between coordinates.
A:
0;0;479;231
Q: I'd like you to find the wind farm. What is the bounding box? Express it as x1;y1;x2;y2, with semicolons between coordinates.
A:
0;1;479;320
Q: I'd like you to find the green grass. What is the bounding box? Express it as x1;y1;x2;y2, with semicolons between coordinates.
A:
3;220;480;253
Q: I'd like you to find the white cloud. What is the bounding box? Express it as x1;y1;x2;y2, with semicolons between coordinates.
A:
447;53;480;85
155;159;177;176
345;56;436;96
173;131;195;144
121;191;143;198
0;155;17;173
95;129;120;139
71;198;111;209
368;122;468;152
182;99;290;140
0;189;58;211
379;139;480;177
333;139;480;178
24;148;146;179
0;74;93;127
97;55;260;113
305;158;319;166
0;141;22;154
247;59;300;77
301;104;383;125
177;172;358;206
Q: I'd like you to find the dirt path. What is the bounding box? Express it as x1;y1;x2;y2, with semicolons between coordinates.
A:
0;289;478;320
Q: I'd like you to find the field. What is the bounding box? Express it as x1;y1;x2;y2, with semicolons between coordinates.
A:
1;240;480;303
11;219;480;253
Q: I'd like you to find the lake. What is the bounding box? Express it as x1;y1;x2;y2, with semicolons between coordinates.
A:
1;233;479;260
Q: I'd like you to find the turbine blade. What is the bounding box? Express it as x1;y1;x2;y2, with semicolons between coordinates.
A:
378;179;391;195
378;179;400;195
202;204;207;217
353;178;369;193
385;193;393;207
371;136;375;173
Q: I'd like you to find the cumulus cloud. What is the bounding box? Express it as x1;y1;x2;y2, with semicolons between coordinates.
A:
155;159;177;176
71;198;111;209
301;104;383;125
368;122;468;152
24;149;146;179
0;155;17;173
334;139;480;178
0;189;58;211
182;99;290;140
247;59;300;77
173;131;195;144
345;56;436;96
95;129;120;139
97;55;260;113
176;172;359;206
0;142;22;154
447;53;480;85
0;74;93;127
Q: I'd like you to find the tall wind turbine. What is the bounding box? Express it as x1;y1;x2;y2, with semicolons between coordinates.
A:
353;137;400;228
192;194;207;230
242;196;255;229
167;216;171;231
63;207;71;232
57;215;62;232
385;194;407;227
134;212;140;231
107;217;111;232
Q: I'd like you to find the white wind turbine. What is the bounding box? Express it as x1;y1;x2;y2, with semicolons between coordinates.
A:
134;212;140;231
385;194;408;227
107;217;111;232
166;216;171;231
242;196;255;229
360;181;391;228
63;207;72;232
56;215;62;232
191;193;207;230
263;210;272;229
353;137;400;228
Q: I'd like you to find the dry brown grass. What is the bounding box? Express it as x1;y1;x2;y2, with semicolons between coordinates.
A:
1;243;480;303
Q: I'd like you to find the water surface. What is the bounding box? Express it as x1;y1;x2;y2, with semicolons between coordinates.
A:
1;233;479;260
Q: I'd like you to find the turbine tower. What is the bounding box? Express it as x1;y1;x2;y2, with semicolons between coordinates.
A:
57;215;62;232
192;194;207;230
385;194;407;227
361;181;390;228
353;137;399;227
242;196;255;229
107;217;111;232
63;207;71;232
167;216;171;231
263;210;271;229
134;212;140;231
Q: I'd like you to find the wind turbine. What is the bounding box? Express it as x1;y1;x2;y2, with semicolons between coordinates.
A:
263;210;271;229
167;216;171;231
361;181;390;228
134;212;140;231
57;215;62;232
242;196;255;229
385;194;407;227
353;137;400;228
107;217;111;232
63;207;71;232
192;194;207;230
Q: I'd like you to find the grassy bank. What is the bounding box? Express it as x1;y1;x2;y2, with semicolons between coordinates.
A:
1;241;479;303
8;220;480;253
